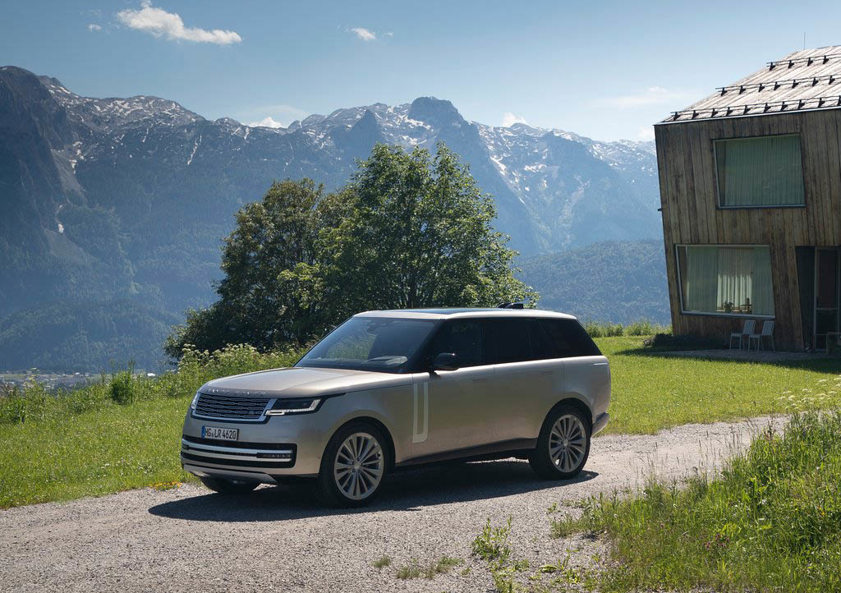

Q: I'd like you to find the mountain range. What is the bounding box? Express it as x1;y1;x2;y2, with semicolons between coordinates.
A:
0;65;664;371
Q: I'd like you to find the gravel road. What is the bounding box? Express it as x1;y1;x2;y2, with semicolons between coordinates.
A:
0;416;786;593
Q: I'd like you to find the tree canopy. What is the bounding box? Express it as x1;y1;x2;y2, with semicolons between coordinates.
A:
165;143;536;357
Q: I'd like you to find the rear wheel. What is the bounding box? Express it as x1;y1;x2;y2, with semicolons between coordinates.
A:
199;476;259;494
317;422;387;507
529;405;591;480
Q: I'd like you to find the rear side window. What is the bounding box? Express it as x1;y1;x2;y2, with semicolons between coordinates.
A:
483;318;534;364
533;319;601;358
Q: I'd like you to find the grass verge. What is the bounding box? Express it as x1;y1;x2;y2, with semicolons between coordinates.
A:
599;336;841;433
0;344;302;508
568;410;841;593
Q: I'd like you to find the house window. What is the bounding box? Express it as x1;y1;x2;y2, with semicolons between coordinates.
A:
677;245;774;316
714;134;805;207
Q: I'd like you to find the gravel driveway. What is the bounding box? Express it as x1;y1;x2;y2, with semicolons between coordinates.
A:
0;416;786;593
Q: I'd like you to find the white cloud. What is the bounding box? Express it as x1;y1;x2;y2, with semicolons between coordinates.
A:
350;27;376;42
88;23;102;32
636;126;655;141
116;1;241;45
247;116;285;129
502;112;528;127
602;87;693;109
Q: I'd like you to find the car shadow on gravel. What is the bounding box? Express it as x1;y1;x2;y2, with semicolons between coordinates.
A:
148;460;598;522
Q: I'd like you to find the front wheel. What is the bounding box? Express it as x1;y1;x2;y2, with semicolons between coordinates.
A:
199;476;259;494
529;405;591;480
317;422;388;507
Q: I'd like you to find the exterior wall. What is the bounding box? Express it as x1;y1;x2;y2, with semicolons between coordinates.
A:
655;109;841;350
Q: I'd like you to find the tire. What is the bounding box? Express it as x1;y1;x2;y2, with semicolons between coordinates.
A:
529;405;591;480
317;422;388;507
199;476;259;495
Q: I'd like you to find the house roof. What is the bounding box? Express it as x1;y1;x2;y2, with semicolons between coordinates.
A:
661;46;841;124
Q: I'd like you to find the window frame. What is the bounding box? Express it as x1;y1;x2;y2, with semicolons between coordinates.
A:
713;133;806;210
675;243;776;319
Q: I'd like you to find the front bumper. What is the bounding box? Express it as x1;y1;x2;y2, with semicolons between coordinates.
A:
180;435;301;483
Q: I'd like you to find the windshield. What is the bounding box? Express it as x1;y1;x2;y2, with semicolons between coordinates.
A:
297;316;437;373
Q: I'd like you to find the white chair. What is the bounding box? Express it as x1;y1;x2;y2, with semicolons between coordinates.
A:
748;320;775;351
729;319;755;350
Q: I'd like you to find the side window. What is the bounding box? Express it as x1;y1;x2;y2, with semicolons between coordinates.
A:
483;318;534;364
534;319;601;358
425;320;483;368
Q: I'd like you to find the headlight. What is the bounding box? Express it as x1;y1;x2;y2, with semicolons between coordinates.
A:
190;391;201;410
265;397;322;416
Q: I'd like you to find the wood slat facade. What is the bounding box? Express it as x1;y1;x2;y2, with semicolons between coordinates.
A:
655;108;841;350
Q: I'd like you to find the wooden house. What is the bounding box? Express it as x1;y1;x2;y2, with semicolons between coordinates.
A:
655;46;841;351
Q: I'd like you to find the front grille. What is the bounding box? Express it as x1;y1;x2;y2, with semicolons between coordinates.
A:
194;392;271;420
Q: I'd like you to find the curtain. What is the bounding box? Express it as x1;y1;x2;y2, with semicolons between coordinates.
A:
717;248;753;311
683;246;719;312
680;246;774;316
716;135;805;207
751;248;774;315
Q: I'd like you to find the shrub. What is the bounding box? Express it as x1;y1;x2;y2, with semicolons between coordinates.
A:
109;367;136;405
583;320;671;338
0;343;306;425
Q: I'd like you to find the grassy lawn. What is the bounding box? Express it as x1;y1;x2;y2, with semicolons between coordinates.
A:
1;337;840;508
599;336;841;433
0;396;193;507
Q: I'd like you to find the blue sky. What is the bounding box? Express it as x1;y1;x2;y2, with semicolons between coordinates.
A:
3;1;841;141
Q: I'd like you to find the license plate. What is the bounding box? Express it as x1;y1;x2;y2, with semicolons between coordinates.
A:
202;426;239;441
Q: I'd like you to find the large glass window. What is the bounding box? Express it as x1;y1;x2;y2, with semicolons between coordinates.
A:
677;245;774;316
714;134;805;207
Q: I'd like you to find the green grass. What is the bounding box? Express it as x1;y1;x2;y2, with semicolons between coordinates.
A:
1;335;839;508
0;396;192;507
598;336;841;434
570;411;841;593
0;344;302;508
395;556;463;579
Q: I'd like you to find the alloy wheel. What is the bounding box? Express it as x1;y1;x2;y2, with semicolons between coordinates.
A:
548;414;587;473
333;432;385;501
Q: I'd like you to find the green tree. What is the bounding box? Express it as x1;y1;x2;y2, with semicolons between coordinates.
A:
166;179;334;355
166;144;536;357
320;143;533;318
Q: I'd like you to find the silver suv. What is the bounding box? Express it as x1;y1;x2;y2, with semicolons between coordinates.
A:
181;308;610;506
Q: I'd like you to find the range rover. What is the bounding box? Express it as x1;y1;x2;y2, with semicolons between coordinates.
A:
181;308;611;506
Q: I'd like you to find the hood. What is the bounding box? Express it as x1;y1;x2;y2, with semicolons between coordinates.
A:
199;366;412;399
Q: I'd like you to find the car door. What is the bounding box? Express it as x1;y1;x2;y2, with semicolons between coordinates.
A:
408;319;498;459
481;318;558;442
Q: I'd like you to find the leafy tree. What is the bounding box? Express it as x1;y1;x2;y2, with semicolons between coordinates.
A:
166;179;332;355
166;144;535;357
320;143;533;317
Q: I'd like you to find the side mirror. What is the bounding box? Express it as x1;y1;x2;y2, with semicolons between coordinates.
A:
431;352;459;371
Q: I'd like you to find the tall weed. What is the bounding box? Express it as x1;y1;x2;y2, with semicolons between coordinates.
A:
0;343;304;425
572;408;841;592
